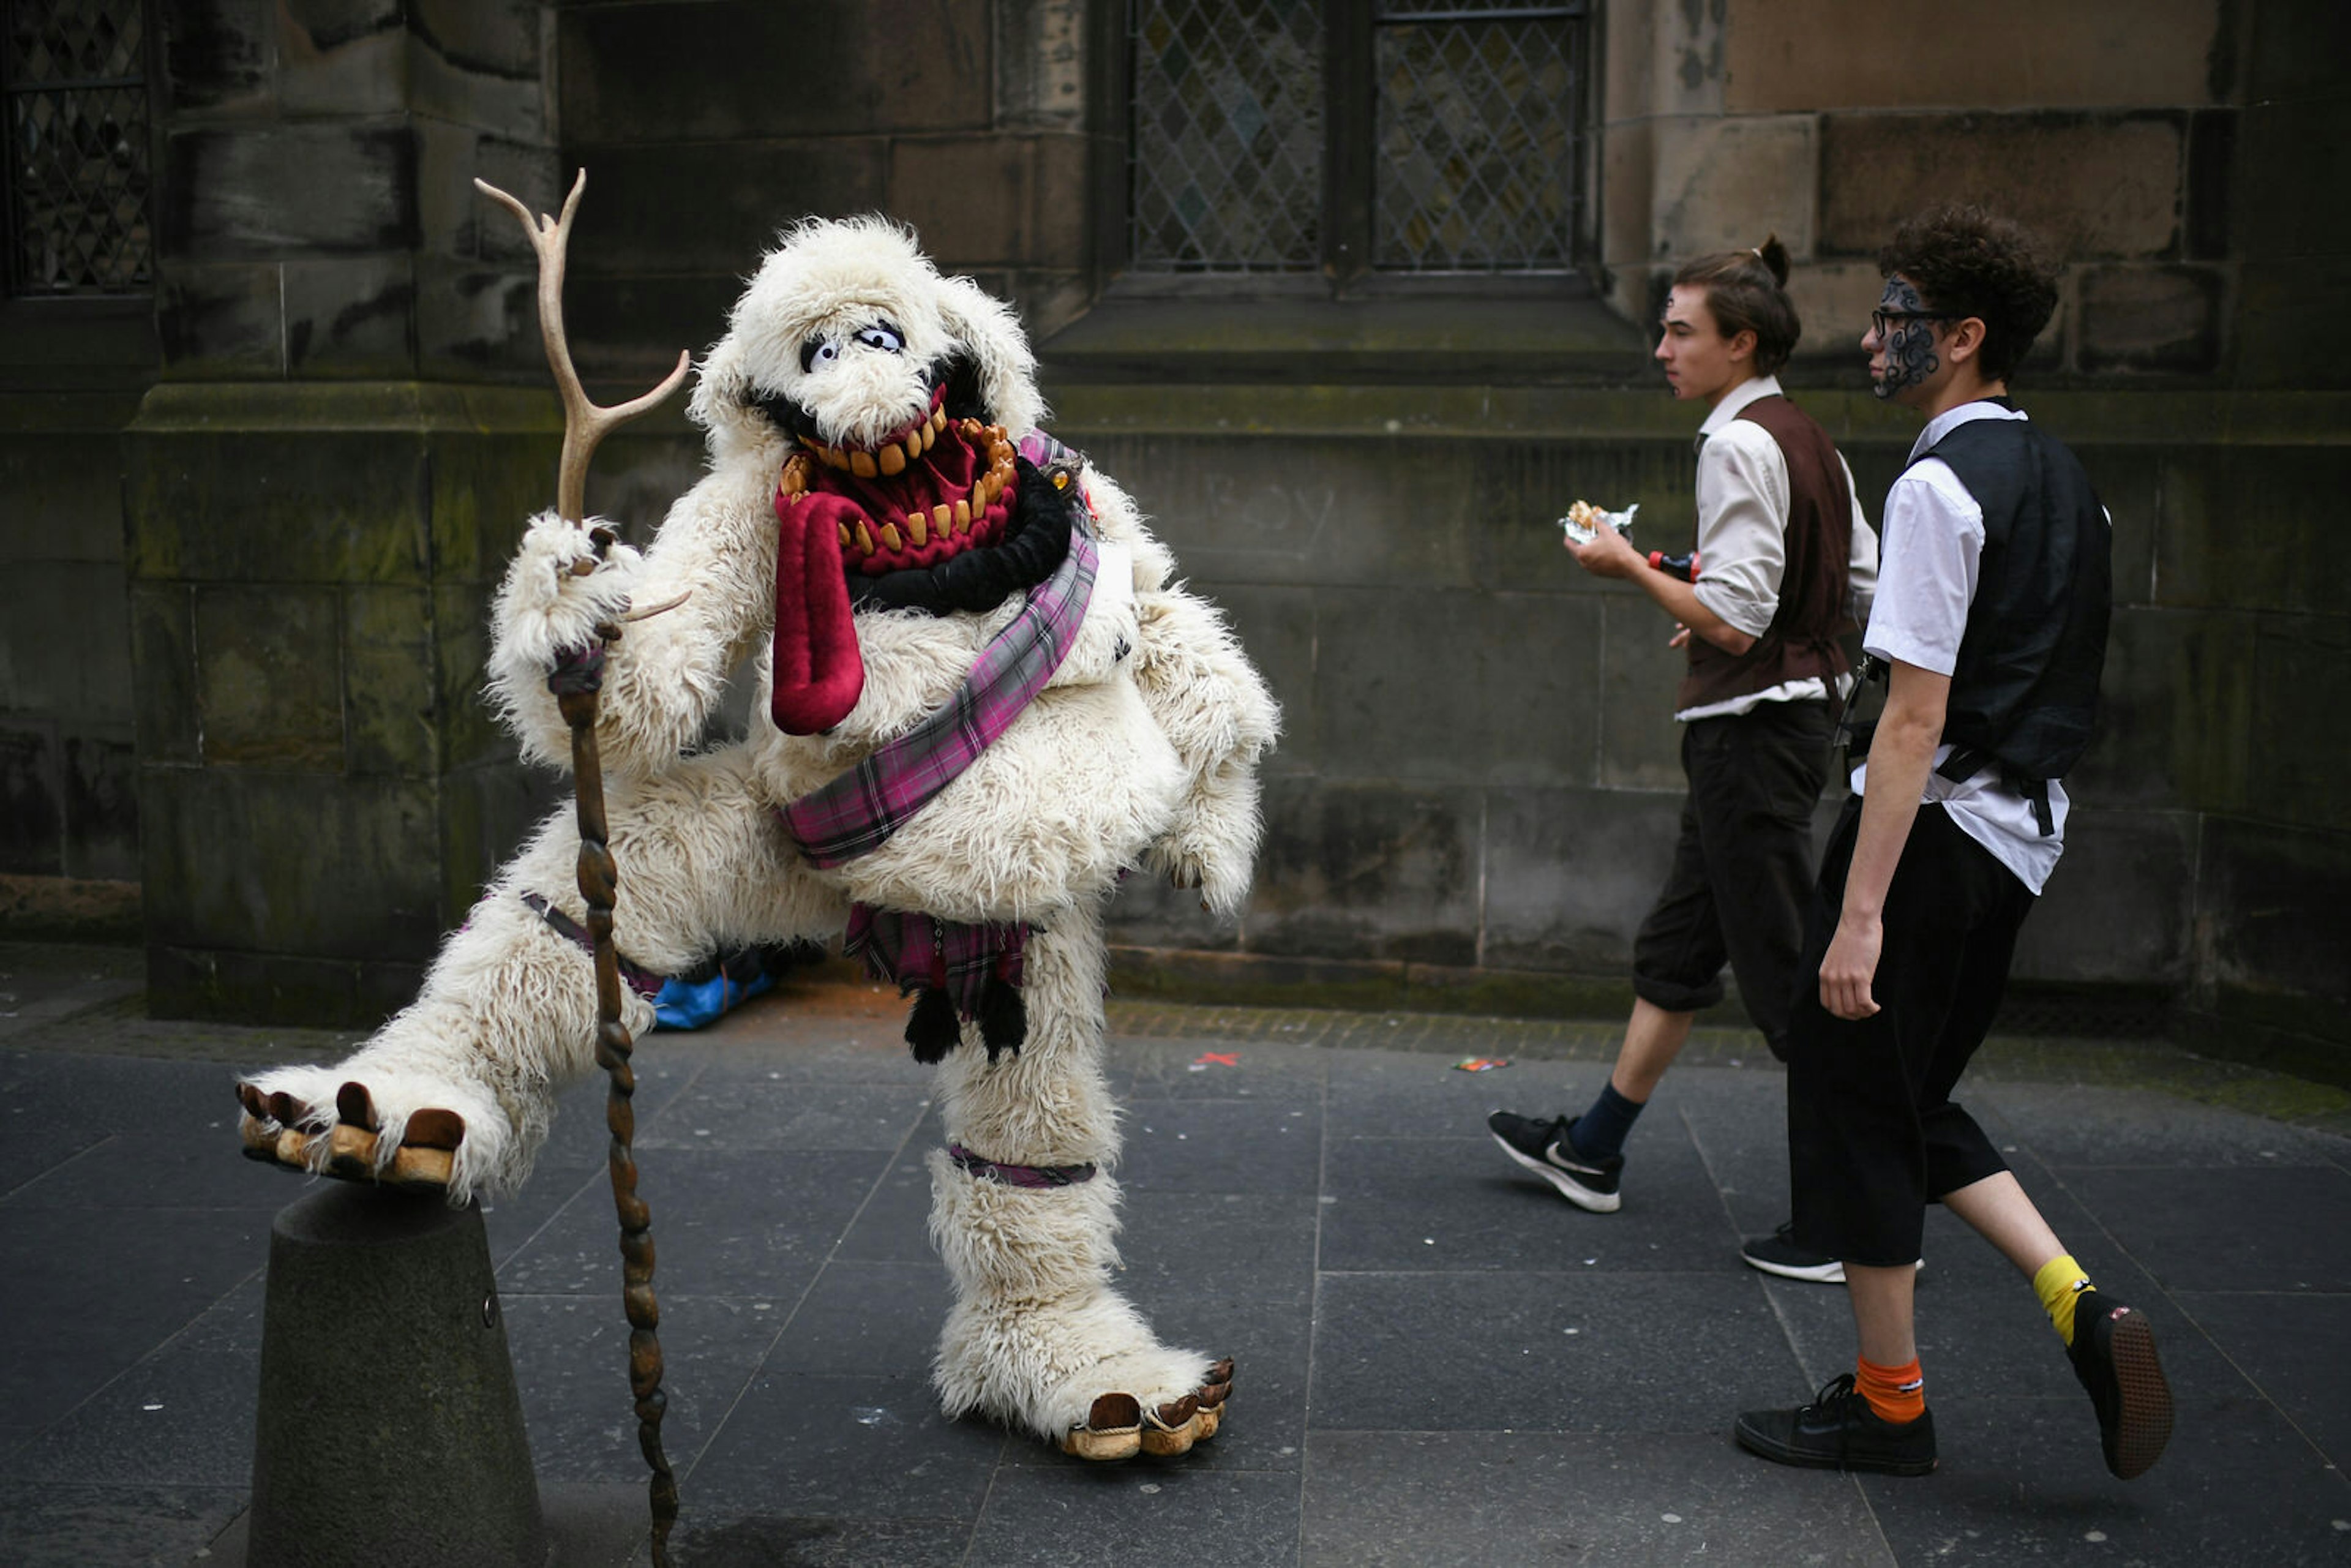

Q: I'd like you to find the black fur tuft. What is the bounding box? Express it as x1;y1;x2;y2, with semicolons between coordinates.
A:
978;977;1027;1063
905;986;962;1064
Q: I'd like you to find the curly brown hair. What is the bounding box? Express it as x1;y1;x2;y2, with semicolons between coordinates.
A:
1673;234;1799;375
1877;204;2060;384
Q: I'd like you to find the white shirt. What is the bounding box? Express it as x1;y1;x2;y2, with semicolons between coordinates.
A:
1675;375;1881;722
1854;398;2067;895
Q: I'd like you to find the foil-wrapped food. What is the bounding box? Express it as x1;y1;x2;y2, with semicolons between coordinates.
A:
1559;499;1639;545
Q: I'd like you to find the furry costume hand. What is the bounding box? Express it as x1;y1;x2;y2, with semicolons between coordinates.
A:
487;509;644;769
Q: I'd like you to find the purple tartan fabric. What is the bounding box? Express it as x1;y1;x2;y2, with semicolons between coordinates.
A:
841;904;1026;1020
780;516;1099;868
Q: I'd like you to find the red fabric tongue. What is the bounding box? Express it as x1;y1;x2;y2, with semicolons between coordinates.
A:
770;488;866;735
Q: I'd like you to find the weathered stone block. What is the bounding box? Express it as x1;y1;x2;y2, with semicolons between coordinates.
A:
0;724;63;875
278;0;407;118
128;583;201;767
2079;265;2223;374
1480;784;1682;973
138;768;443;955
2073;443;2158;611
1311;585;1603;789
1078;435;1477;592
62;732;141;882
559;0;990;143
2010;808;2195;986
1103;866;1239;953
1651;115;1817;263
408;0;546;141
414;261;545;380
194;586;345;770
577;425;705;545
1;561;133;719
1468;440;1698;590
2151;445;2331;616
2184;109;2235;263
1725;0;2222;112
1599;118;1656;282
2199;814;2351;1015
567;273;743;382
2243;0;2351;103
159;0;273;117
147;942;427;1027
433;582;504;773
1782;262;1884;362
1594;595;1688;792
995;0;1086;130
2233;90;2351;276
157;261;284;377
2232;255;2351;391
0;428;132;562
161;124;417;261
887;134;1090;272
441;763;558;915
1818;113;2184;261
285;256;419;378
2246;613;2350;835
1247;777;1480;966
563;140;890;276
343;586;440;778
426;420;561;584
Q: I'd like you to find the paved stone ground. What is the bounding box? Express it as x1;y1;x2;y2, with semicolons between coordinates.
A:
2;942;2348;1566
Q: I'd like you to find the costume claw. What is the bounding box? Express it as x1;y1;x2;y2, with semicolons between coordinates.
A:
234;1080;460;1193
1061;1392;1144;1461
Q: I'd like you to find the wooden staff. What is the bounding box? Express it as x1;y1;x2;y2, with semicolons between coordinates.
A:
475;169;690;1568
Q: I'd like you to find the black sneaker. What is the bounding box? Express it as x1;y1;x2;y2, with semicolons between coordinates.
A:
1734;1373;1938;1476
1487;1110;1622;1213
1740;1221;1927;1285
2066;1290;2173;1479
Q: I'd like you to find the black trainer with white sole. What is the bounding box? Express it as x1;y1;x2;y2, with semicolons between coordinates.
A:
1740;1221;1925;1285
1735;1373;1938;1476
2066;1290;2173;1479
1487;1109;1623;1213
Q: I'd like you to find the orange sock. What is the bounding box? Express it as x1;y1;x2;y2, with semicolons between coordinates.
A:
1855;1355;1925;1425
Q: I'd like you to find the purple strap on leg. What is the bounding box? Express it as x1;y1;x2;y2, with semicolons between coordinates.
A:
948;1142;1097;1188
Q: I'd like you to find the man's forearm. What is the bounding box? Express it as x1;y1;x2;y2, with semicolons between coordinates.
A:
1843;685;1944;920
1630;568;1757;655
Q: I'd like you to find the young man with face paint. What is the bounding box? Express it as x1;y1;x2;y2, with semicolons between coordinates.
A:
1488;239;1876;1277
1734;206;2170;1482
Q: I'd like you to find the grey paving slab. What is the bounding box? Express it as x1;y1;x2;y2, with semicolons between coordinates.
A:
1321;1134;1739;1274
632;1079;931;1153
1311;1270;1800;1433
2058;1163;2351;1292
761;1260;953;1375
1120;1095;1324;1195
832;1143;943;1264
661;1512;970;1567
1300;1429;1895;1568
1117;1188;1321;1309
8;1130;297;1212
0;1481;247;1568
2173;1289;2351;1471
504;1292;787;1487
1971;1079;2351;1169
680;1369;1007;1520
1858;1392;2351;1567
495;1147;887;1298
966;1465;1302;1568
1109;1035;1330;1101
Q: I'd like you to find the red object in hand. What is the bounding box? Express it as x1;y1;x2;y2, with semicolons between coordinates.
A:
769;489;867;735
1647;549;1700;582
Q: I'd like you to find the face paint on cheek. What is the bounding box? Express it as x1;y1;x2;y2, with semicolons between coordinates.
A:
1873;278;1938;400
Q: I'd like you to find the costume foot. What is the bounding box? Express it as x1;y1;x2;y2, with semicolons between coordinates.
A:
236;1078;465;1191
1057;1360;1234;1461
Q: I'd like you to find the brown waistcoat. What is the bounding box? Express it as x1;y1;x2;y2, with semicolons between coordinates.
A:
1677;394;1858;713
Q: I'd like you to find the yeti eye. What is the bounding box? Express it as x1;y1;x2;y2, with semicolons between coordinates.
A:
800;337;840;373
857;323;904;354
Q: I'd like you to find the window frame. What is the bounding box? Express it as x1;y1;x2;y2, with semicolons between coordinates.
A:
1103;0;1599;299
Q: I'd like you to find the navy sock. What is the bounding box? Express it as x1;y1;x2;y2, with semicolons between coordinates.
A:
1568;1082;1645;1161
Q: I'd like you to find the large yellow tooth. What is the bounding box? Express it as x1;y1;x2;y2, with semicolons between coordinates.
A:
879;522;903;552
954;497;971;528
827;447;849;470
855;520;874;555
917;421;934;454
849;449;877;478
934;408;949;433
908;511;928;546
904;433;923;464
877;443;905;476
933;504;953;536
838;523;852;548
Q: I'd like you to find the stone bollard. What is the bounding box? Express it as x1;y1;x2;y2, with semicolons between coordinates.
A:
246;1182;547;1567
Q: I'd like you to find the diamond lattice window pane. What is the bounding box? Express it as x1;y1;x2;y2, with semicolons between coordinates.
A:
1129;0;1325;272
1373;14;1579;272
5;0;152;296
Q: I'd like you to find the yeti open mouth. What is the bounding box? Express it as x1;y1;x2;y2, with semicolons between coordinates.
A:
776;384;1018;575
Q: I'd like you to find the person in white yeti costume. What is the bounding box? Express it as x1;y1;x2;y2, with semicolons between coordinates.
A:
234;216;1278;1460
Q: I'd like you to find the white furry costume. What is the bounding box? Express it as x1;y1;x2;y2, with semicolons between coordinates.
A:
236;219;1278;1456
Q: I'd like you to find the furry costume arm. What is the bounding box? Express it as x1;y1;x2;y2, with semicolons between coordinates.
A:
1086;468;1281;917
486;463;778;775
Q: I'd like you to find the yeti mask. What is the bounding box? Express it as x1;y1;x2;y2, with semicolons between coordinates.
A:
687;217;1081;736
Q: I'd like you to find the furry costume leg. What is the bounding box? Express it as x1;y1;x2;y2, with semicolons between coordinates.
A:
925;910;1226;1455
238;748;840;1202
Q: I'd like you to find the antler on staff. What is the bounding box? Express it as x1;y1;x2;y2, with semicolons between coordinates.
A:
474;170;692;528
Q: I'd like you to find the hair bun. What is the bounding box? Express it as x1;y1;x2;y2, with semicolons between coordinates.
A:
1755;234;1790;287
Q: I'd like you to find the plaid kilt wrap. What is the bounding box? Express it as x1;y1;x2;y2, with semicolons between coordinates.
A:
779;509;1100;1017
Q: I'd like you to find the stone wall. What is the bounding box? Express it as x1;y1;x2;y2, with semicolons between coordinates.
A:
2;0;2342;1070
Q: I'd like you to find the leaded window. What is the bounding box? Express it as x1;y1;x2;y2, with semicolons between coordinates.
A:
2;0;152;296
1128;1;1588;279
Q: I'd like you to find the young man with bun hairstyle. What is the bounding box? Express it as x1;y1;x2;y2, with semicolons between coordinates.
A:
1489;238;1876;1280
1734;205;2170;1482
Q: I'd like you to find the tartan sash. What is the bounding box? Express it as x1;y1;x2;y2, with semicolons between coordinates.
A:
780;516;1098;868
